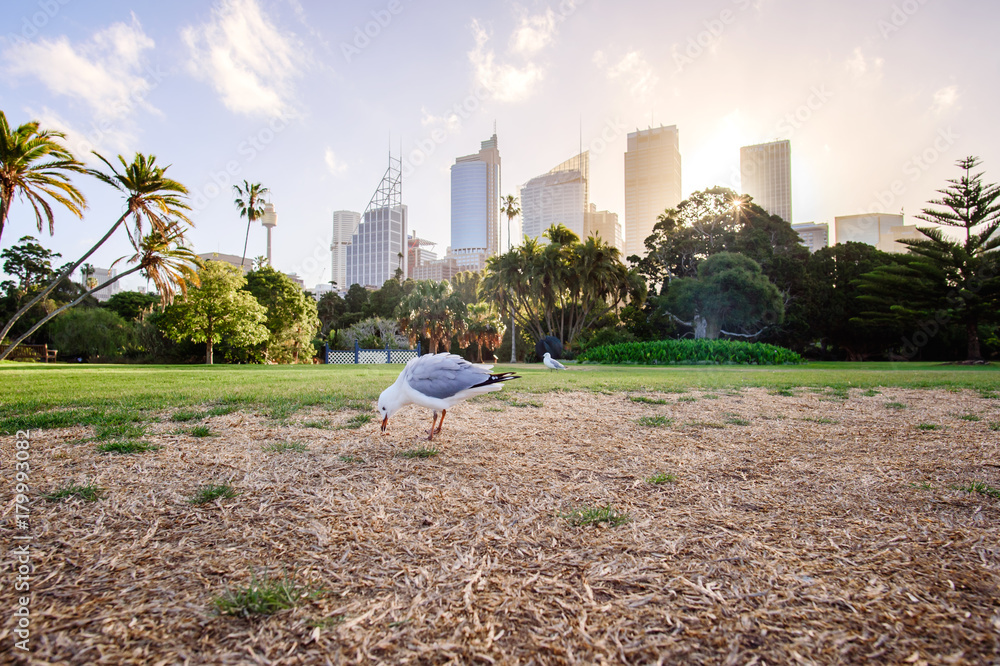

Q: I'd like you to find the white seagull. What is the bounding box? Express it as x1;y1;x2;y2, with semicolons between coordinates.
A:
378;353;520;441
542;352;567;371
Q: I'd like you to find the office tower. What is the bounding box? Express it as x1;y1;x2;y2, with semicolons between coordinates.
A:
346;155;407;288
740;140;792;223
624;125;682;259
451;133;501;271
407;233;438;279
833;213;921;253
88;267;120;301
520;150;589;242
331;210;361;291
584;203;623;252
791;222;829;253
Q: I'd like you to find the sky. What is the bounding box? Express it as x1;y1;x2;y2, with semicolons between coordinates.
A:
1;0;998;291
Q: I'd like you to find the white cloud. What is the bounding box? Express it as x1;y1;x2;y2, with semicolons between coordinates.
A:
593;49;658;99
182;0;307;118
931;85;959;115
3;15;155;120
508;9;556;57
324;148;347;176
468;19;545;103
28;106;135;163
846;46;883;79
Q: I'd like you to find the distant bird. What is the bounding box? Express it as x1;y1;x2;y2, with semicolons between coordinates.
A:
378;353;520;441
543;352;567;371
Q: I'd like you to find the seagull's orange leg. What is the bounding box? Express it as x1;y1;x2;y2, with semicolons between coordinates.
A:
427;411;439;441
436;409;447;435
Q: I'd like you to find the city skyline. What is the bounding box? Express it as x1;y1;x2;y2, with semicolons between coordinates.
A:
1;0;996;289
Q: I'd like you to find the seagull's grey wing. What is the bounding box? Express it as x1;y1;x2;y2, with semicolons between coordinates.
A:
553;359;567;369
406;354;489;399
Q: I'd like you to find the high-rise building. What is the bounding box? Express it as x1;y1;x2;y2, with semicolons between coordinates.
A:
346;155;407;289
331;210;360;291
406;233;438;280
520;151;589;242
740;140;792;223
624;125;682;259
451;133;501;271
834;213;921;253
791;222;829;253
88;267;120;301
584;203;623;252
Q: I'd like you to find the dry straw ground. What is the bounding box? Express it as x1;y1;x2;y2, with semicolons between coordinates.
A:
3;387;1000;664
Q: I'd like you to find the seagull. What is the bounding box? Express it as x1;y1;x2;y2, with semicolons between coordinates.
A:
543;352;567;371
378;353;520;441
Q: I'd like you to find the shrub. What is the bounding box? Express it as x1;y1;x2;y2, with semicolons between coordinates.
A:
577;339;803;365
48;307;135;359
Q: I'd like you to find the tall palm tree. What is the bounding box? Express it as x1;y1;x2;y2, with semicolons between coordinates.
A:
0;152;190;358
461;302;506;363
233;181;268;269
0;111;88;243
499;194;520;362
1;221;200;356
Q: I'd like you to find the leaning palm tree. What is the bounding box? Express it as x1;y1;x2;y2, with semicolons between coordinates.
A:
0;110;88;243
1;221;201;356
233;181;268;269
0;152;190;359
499;194;521;362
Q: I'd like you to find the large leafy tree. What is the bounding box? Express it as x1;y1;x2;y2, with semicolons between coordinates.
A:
396;280;466;354
0;110;88;242
1;235;60;292
661;252;784;339
233;181;269;269
102;290;161;322
160;260;268;365
316;291;347;337
243;265;320;363
482;224;644;350
856;157;1000;361
804;242;898;360
0;152;191;358
49;308;134;360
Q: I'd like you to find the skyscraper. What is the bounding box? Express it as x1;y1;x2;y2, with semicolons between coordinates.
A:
584;204;623;252
740;140;792;223
791;222;829;253
450;133;501;271
345;155;407;289
624;125;682;259
331;210;360;291
520;151;589;242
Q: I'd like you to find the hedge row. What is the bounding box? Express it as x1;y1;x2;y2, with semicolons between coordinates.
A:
577;339;804;365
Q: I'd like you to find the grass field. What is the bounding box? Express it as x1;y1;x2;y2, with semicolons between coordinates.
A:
2;361;999;663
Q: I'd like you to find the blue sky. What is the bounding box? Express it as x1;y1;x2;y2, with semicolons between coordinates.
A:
2;0;997;290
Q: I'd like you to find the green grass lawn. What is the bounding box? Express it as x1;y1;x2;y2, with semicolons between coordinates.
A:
1;360;997;434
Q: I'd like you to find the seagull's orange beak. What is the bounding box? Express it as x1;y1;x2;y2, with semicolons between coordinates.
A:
381;416;388;433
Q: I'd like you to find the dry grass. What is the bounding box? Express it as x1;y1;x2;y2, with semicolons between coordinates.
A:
3;388;1000;664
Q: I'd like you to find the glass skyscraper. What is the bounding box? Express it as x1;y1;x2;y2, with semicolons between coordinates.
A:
519;151;589;242
450;134;501;269
740;140;792;223
345;155;407;288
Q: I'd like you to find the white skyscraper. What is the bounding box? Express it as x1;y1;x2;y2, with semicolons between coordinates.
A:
624;126;682;259
345;155;407;288
450;133;501;270
520;151;589;242
331;210;360;292
740;140;792;223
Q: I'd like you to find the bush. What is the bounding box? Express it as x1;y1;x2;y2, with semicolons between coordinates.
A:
48;307;135;359
577;339;804;365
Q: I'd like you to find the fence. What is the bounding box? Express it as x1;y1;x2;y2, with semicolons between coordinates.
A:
324;341;421;364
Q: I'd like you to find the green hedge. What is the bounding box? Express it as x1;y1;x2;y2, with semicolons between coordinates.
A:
577;339;804;365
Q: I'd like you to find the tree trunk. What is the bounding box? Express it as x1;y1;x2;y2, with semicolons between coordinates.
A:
967;320;982;361
509;316;516;363
206;319;214;365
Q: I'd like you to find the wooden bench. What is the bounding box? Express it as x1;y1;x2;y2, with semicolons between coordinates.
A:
0;344;58;362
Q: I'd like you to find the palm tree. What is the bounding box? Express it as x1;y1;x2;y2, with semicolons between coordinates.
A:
397;280;465;354
1;221;200;356
461;302;506;363
233;181;269;269
80;262;96;289
499;194;520;362
0;111;88;243
0;152;190;359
